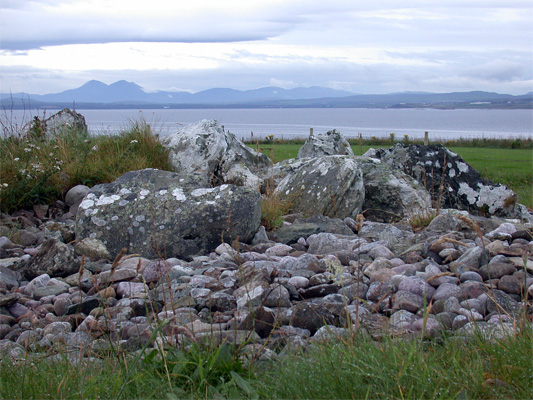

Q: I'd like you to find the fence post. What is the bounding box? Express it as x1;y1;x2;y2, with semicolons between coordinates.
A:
310;128;314;136
424;131;429;146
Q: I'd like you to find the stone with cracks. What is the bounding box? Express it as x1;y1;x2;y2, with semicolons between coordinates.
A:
160;119;271;188
297;129;354;158
21;238;80;279
356;156;432;222
26;108;88;139
75;169;261;260
367;144;529;220
274;156;364;220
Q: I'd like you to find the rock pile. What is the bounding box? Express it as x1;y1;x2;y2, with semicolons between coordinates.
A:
1;201;532;360
0;117;532;361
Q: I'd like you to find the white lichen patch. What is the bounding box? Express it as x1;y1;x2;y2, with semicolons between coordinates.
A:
458;182;478;205
158;189;168;196
119;188;132;195
111;216;119;221
457;162;469;173
84;208;97;217
172;188;187;202
91;216;107;227
449;169;456;178
135;215;146;222
79;199;95;209
96;194;121;206
191;188;215;197
140;189;150;197
119;200;129;206
205;201;216;205
133;221;139;227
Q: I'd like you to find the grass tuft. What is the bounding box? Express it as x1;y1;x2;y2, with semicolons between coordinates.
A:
0;117;172;213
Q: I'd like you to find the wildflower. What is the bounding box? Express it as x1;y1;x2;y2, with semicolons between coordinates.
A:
130;139;139;144
1;183;8;187
91;145;98;151
14;158;19;162
24;148;31;152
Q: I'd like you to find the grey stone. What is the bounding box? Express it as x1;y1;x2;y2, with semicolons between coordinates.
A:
370;144;526;218
300;283;340;299
268;215;355;245
397;276;435;300
392;290;425;313
22;238;79;279
274;156;364;219
485;289;520;315
389;309;418;330
0;266;20;290
307;232;363;255
74;238;111;261
65;184;90;214
97;268;137;285
366;281;393;302
33;279;70;299
297;129;354;158
289;302;335;335
205;292;237;312
116;282;149;298
479;262;516;281
460;271;483;283
449;246;486;275
263;284;292;307
497;275;522;295
236;306;276;338
357;157;431;222
0;293;21;308
32;108;87;139
160;119;271;188
76;169;261;260
432;283;462;301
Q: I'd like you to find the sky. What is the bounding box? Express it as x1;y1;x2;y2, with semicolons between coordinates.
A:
0;0;532;95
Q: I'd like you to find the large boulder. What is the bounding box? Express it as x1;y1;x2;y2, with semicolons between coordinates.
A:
297;129;354;158
160;120;272;188
273;156;364;220
26;108;88;139
357;156;432;222
75;169;261;260
367;144;527;219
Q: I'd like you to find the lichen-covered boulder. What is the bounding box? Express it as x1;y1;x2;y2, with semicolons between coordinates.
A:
75;169;261;260
274;156;364;219
356;156;432;222
160;119;272;188
27;108;88;139
297;129;354;158
367;144;528;220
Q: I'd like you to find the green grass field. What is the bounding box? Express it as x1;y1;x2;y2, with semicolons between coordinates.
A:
251;143;533;209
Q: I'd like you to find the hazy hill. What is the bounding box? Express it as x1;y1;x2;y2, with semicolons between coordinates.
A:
1;80;531;109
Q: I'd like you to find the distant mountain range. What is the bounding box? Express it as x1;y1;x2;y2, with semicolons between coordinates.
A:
1;80;531;109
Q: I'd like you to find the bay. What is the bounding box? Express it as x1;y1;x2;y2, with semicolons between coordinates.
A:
3;108;532;140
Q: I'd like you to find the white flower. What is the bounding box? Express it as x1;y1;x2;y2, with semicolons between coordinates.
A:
14;157;19;162
2;183;8;187
91;145;98;151
130;139;139;144
24;148;31;152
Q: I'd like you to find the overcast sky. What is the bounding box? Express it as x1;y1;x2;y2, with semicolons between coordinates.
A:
1;0;532;95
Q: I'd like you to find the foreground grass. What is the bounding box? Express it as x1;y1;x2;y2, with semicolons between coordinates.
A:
1;326;531;399
252;142;533;209
261;327;533;400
